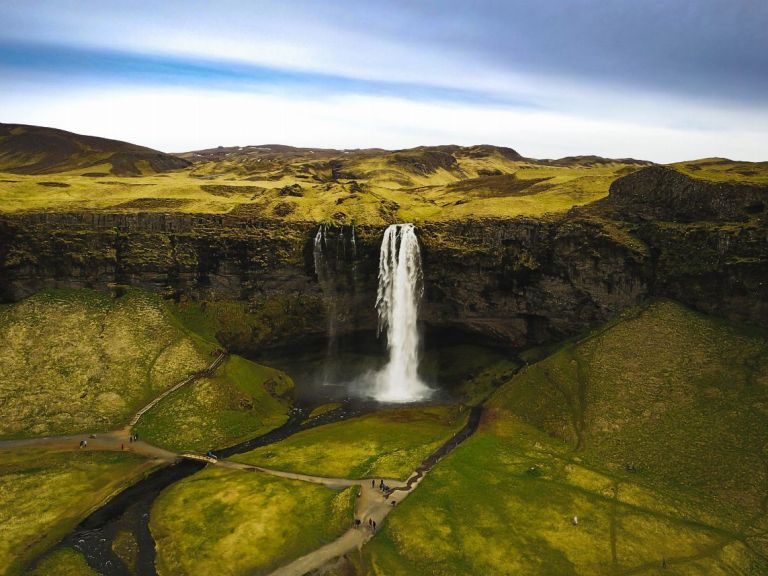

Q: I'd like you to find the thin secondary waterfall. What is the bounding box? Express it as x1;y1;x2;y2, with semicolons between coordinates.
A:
313;225;338;380
374;223;431;402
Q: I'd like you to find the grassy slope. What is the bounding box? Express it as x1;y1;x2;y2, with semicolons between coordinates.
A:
151;467;356;576
669;158;768;185
0;449;153;576
233;405;468;480
357;301;768;575
134;354;293;452
0;289;212;439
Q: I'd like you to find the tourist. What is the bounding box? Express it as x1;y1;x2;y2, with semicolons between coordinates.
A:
371;479;375;488
372;520;377;532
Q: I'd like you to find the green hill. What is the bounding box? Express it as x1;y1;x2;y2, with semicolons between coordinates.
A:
0;123;190;176
356;300;768;575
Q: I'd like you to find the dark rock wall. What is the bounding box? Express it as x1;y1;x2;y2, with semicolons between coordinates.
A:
0;167;765;351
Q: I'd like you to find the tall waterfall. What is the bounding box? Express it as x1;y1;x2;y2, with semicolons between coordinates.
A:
374;223;431;402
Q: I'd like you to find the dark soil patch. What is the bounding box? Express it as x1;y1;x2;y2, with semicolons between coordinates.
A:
114;198;189;209
82;172;111;177
273;201;297;216
98;181;155;187
201;184;267;197
37;181;71;188
447;174;554;198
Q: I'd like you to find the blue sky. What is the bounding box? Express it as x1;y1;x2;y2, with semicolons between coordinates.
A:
1;0;766;161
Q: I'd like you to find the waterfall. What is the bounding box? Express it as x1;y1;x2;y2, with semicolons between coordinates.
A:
374;223;431;402
313;225;337;379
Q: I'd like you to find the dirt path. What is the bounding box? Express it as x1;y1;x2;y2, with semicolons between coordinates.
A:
129;350;227;426
264;408;482;576
0;429;178;461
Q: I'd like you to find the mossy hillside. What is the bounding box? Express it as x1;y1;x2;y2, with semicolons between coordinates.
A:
356;302;768;575
171;295;327;352
492;300;768;526
670;158;768;185
134;355;293;452
0;289;213;439
0;449;154;576
233;405;468;480
358;421;765;576
150;467;356;576
27;548;97;576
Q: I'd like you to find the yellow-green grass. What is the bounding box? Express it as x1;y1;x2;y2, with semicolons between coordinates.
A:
150;467;356;576
669;158;768;185
0;157;640;223
134;355;293;452
493;300;768;527
307;402;343;420
0;289;213;439
232;405;468;480
27;548;96;576
357;300;768;575
0;449;154;576
360;420;764;576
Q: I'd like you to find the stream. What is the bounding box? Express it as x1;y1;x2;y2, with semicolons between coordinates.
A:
29;400;375;576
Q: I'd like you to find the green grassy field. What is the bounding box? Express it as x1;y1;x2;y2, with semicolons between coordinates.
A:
233;405;468;480
134;355;293;452
0;289;214;439
353;300;768;575
150;467;356;576
27;548;97;576
0;449;154;576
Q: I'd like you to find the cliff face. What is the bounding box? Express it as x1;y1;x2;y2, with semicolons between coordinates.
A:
0;167;765;353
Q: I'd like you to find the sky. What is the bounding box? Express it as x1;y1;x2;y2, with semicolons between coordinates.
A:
0;0;766;162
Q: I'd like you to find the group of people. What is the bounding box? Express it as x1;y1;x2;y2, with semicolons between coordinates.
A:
128;433;139;443
353;517;377;532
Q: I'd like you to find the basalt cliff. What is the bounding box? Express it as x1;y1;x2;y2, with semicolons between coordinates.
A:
1;165;765;355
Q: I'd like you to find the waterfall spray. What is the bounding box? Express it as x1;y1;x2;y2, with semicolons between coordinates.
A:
374;223;431;402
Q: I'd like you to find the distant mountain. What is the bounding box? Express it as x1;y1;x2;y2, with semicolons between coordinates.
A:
0;123;190;176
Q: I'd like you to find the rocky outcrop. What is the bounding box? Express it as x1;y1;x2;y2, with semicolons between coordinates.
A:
603;165;767;222
0;167;765;353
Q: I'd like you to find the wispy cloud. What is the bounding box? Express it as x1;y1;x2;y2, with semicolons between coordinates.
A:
0;0;766;161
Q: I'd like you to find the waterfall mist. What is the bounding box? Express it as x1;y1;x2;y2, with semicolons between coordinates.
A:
373;223;432;402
